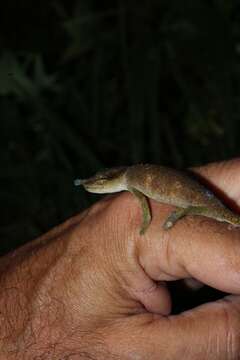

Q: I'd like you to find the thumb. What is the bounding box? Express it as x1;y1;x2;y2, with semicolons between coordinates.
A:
105;295;240;360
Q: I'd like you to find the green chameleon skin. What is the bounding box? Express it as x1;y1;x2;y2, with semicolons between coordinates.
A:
75;164;240;235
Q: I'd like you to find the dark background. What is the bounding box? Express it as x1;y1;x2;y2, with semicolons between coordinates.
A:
0;0;240;258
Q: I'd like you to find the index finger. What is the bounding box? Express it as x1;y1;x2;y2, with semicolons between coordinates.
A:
136;161;240;294
191;158;240;206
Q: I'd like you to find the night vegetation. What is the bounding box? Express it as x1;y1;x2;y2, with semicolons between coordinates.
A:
0;0;239;253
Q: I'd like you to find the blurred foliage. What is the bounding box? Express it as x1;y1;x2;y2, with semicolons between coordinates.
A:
0;0;240;253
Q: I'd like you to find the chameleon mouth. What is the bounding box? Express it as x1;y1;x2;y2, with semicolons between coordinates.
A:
74;178;103;193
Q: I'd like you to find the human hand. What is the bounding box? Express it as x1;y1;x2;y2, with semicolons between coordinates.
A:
1;159;240;359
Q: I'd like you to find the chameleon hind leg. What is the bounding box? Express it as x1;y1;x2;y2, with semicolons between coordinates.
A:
163;206;208;230
130;188;151;235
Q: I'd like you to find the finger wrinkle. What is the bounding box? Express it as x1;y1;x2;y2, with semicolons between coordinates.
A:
218;300;240;359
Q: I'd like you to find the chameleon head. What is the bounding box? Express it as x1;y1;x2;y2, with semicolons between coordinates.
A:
76;166;128;193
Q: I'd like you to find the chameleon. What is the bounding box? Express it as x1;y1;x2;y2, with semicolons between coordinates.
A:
75;164;240;235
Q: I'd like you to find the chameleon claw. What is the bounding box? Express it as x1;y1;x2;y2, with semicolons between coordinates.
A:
163;220;173;230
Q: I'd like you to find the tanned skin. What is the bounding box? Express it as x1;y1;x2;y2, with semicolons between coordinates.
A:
1;160;240;359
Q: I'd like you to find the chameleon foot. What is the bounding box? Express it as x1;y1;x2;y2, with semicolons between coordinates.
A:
163;207;190;230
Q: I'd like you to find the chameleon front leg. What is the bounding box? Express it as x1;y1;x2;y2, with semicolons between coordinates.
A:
163;206;208;230
130;188;151;235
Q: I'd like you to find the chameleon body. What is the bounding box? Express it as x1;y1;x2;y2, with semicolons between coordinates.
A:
76;164;240;235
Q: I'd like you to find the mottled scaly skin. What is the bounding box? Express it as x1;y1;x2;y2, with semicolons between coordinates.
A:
126;164;240;225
